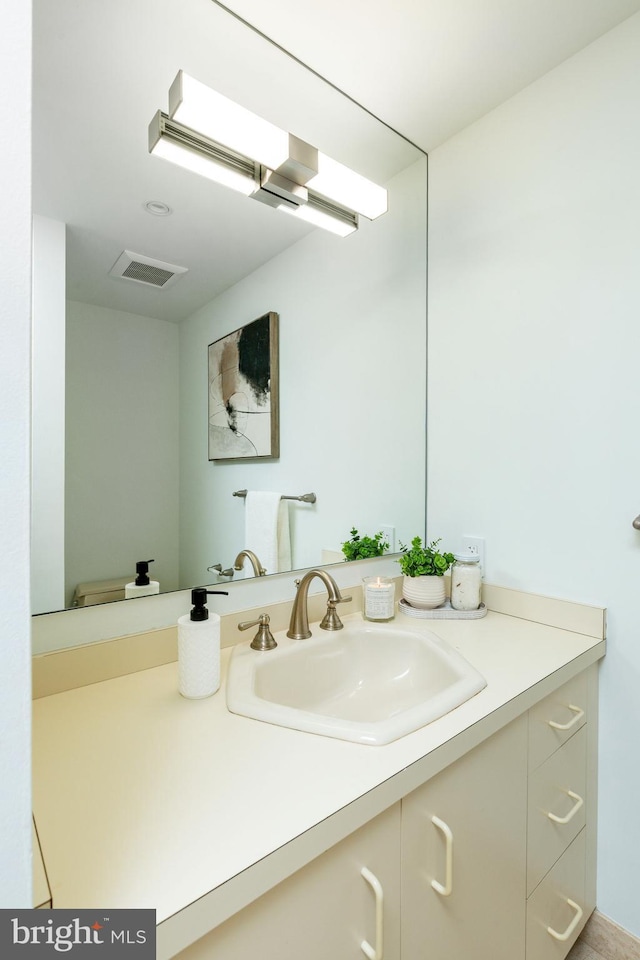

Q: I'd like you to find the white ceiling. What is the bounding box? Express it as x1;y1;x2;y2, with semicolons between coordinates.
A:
220;0;640;151
32;0;640;323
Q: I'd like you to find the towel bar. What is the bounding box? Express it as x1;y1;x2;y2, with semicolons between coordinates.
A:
233;489;316;503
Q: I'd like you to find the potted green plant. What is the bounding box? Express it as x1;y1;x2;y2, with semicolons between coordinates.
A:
341;528;390;562
398;536;455;609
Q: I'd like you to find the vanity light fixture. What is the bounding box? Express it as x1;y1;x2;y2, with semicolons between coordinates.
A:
169;71;290;172
148;70;387;236
306;154;387;221
279;195;358;237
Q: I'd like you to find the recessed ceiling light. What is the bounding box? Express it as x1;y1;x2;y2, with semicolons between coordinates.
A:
143;200;172;217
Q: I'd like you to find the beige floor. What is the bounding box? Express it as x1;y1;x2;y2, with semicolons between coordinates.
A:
567;940;607;960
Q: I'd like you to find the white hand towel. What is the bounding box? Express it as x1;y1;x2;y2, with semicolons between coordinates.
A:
245;491;291;576
276;499;291;573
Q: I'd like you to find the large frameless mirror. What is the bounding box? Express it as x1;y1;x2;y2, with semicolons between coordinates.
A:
31;0;427;646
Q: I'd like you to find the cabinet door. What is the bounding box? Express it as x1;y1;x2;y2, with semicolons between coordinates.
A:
401;716;528;960
175;802;401;960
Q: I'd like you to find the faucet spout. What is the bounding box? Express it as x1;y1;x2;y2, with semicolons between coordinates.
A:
287;569;351;640
233;550;267;577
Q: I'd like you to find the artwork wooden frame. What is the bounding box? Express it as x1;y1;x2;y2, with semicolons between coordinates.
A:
208;311;279;461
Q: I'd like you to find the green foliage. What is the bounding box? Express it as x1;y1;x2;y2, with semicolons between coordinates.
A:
397;536;455;577
341;528;390;562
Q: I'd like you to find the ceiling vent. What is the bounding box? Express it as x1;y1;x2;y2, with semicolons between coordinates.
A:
109;250;188;289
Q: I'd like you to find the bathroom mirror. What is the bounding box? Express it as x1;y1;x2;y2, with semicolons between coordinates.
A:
31;0;427;625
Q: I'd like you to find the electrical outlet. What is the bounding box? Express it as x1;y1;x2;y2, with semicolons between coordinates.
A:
461;536;485;572
380;525;396;552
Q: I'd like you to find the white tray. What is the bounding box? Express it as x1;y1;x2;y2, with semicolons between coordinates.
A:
398;598;488;620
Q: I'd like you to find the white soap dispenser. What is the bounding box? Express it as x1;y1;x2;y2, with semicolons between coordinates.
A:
124;559;160;599
178;587;229;699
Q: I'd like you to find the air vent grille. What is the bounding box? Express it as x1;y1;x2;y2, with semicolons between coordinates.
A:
109;250;188;289
122;260;175;287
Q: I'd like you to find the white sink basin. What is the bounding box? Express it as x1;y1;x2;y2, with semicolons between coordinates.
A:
226;620;486;745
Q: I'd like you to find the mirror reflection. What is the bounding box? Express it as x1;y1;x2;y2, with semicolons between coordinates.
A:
31;0;427;618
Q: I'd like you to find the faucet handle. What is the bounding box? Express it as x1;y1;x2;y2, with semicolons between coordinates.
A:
319;595;352;632
238;613;277;651
207;563;234;578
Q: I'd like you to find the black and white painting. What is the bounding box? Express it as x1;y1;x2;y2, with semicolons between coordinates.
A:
208;312;279;460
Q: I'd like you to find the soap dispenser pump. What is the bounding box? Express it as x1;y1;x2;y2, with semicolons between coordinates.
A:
124;559;160;599
178;587;229;699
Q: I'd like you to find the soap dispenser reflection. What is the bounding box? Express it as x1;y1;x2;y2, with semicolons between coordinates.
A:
125;559;160;599
178;588;229;699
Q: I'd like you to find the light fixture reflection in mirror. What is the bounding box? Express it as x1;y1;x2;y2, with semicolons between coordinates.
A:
30;0;427;645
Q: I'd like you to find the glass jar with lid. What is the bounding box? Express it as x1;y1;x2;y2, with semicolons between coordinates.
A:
450;553;482;611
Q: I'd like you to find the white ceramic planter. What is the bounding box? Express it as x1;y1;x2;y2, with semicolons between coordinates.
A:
402;575;446;610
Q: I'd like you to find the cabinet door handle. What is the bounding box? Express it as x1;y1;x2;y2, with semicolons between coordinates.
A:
547;898;584;942
547;789;584;824
431;816;454;897
361;867;384;960
548;704;584;731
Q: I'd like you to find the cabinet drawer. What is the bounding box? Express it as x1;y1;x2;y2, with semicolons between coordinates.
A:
526;829;586;960
529;672;588;771
527;726;586;895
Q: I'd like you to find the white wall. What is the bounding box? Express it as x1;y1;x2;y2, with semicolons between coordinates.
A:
428;13;640;936
65;301;180;604
0;0;32;906
32;215;66;613
179;157;427;587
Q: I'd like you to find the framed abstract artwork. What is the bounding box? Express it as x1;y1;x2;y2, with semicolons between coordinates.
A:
208;311;279;461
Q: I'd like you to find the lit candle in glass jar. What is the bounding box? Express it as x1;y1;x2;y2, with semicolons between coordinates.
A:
362;576;396;622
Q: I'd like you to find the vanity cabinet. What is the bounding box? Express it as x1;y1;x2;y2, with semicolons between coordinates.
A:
33;603;605;960
170;665;597;960
175;802;402;960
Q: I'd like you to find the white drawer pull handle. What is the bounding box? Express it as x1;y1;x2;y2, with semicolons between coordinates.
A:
361;867;384;960
547;790;584;824
431;816;454;897
548;704;585;731
547;898;584;942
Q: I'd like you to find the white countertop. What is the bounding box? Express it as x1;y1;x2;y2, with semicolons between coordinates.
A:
32;607;605;956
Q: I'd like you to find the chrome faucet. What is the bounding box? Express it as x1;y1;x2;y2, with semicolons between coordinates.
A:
287;569;351;640
233;549;267;577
